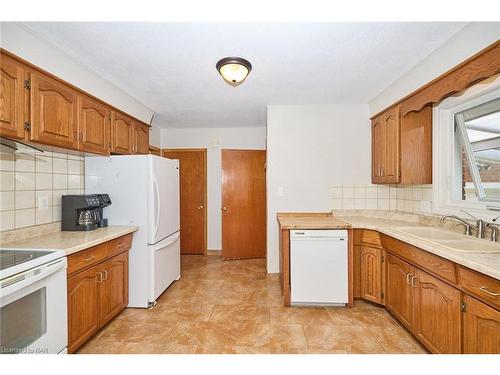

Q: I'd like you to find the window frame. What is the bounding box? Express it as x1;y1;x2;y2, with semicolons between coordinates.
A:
433;75;500;219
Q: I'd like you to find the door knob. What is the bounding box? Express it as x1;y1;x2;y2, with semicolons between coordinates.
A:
222;207;227;211
197;205;203;210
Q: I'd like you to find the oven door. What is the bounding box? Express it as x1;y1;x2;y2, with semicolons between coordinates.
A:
0;258;67;354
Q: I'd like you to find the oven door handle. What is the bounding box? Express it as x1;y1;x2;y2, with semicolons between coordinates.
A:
0;258;67;299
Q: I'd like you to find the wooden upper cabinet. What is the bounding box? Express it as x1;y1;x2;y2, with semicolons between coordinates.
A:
77;96;110;155
371;116;385;184
0;54;25;140
132;122;150;154
360;246;384;305
413;268;461;354
385;253;414;330
463;295;500;354
29;71;78;148
382;107;400;183
110;111;132;154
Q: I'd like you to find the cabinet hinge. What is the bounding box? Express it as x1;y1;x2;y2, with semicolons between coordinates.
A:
381;292;385;299
381;255;385;262
24;122;31;131
24;80;31;89
460;302;467;312
398;170;401;177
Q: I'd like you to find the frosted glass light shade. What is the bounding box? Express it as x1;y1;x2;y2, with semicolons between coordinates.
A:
216;57;252;87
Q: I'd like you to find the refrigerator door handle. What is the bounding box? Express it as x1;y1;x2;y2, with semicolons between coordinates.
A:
153;173;161;239
152;231;180;251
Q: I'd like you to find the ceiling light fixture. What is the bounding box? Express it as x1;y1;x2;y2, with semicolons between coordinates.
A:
216;57;252;87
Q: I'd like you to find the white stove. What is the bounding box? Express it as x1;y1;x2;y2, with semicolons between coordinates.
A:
0;248;67;354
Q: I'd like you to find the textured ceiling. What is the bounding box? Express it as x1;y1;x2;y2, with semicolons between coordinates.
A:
22;22;467;128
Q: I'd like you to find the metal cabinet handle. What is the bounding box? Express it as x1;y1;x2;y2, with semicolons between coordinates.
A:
102;269;108;281
97;272;103;283
411;276;417;287
83;256;95;262
406;273;412;285
197;205;203;210
479;286;500;296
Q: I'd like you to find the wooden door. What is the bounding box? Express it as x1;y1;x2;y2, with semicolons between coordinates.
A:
132;122;150;154
30;71;78;149
110;111;132;154
0;54;25;139
382;107;400;183
77;95;110;155
463;295;500;354
67;264;101;353
100;252;129;325
413;268;461;353
371;116;385;183
163;149;207;254
222;149;266;259
360;246;383;304
385;253;414;330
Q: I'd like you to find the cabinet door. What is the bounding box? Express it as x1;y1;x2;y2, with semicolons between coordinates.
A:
386;253;414;330
132;122;150;154
371;116;385;183
463;295;500;354
0;54;25;139
78;96;110;155
100;252;129;326
382;107;400;183
30;72;78;149
110;111;132;154
413;268;461;353
67;264;101;353
360;246;383;304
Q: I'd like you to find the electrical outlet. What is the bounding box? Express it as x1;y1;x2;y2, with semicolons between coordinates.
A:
38;195;49;210
420;201;432;213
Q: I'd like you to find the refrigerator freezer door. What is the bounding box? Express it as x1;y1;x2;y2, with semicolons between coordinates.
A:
149;231;180;302
149;156;180;245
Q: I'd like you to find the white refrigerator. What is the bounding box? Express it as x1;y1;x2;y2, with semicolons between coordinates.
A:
85;155;180;308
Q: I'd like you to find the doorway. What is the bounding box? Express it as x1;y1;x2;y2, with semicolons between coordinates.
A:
162;148;207;255
221;149;266;259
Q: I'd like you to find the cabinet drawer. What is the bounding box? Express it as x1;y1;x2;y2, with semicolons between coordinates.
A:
361;230;382;248
458;266;500;310
381;234;457;284
68;243;107;276
106;234;133;257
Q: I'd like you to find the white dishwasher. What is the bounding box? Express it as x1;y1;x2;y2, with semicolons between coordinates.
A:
290;229;348;306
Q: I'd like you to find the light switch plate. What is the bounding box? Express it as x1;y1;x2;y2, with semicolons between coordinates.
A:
211;138;219;148
277;186;284;197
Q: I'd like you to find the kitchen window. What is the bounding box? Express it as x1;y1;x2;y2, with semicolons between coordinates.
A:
434;75;500;219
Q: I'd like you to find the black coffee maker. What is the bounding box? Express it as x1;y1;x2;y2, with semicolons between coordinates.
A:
61;194;112;231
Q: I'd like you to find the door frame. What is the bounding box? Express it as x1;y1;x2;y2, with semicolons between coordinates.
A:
162;148;208;255
221;148;267;260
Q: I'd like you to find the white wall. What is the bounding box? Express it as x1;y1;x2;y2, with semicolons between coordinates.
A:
0;22;154;123
266;104;370;273
369;23;500;115
162;127;267;250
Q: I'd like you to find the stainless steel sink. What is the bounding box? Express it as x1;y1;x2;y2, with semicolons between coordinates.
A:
395;226;466;241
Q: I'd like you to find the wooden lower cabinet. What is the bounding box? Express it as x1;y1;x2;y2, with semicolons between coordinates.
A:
67;263;101;353
413;268;461;354
463;295;500;354
99;252;129;324
67;236;131;353
386;253;414;330
360;246;384;304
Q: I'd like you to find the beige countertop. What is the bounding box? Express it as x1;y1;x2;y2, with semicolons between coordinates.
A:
277;212;500;280
2;226;138;256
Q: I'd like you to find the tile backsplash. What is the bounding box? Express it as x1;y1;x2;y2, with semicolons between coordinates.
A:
331;184;433;215
0;148;85;232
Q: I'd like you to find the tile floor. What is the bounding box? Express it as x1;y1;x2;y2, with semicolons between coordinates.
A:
78;255;427;354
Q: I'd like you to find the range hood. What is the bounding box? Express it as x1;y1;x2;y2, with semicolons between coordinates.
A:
0;137;44;153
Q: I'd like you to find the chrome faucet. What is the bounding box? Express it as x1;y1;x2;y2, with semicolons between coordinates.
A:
440;211;487;238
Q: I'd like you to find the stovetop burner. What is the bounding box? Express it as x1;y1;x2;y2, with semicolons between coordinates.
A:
0;249;53;271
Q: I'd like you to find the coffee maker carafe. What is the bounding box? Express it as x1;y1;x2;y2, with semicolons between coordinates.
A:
62;194;111;231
